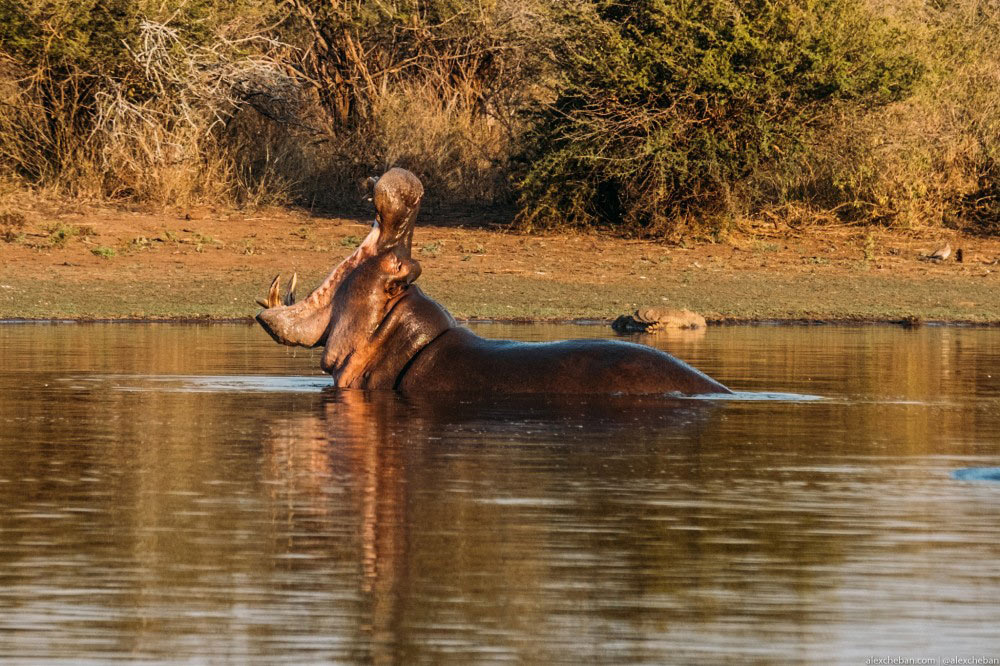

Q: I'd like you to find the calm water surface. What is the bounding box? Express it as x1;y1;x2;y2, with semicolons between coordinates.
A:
1;323;999;664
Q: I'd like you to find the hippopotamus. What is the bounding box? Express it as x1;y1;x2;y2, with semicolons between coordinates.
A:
256;168;730;395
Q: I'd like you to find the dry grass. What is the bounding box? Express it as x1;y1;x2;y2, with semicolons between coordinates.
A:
0;16;304;210
246;74;525;215
371;83;514;208
780;0;1000;231
88;19;302;207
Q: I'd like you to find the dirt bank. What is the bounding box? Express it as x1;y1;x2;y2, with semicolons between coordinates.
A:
2;203;999;323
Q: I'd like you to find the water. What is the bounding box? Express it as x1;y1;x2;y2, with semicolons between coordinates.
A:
1;322;999;664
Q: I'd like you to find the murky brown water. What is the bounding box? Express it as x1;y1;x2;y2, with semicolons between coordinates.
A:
1;322;999;664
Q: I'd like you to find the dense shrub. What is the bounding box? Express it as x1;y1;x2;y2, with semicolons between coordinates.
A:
817;0;1000;232
1;0;999;236
0;0;138;183
515;0;923;234
279;0;563;210
0;0;295;204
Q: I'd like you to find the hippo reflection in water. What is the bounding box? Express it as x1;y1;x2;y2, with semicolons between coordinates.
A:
256;168;731;396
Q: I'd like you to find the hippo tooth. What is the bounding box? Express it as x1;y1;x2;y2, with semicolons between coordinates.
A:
267;274;281;308
283;273;298;306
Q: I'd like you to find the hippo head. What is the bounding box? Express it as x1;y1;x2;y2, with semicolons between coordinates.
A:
255;168;425;348
255;168;454;388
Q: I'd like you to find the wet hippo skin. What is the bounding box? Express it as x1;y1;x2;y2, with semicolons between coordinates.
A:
397;326;728;395
256;168;731;396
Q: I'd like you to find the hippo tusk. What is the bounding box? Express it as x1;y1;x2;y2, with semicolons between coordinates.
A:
264;274;281;308
254;272;298;309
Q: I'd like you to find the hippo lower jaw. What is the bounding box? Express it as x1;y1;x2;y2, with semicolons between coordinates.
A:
256;298;337;348
255;308;325;348
255;227;380;349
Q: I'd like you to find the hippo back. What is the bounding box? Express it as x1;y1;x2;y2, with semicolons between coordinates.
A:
398;327;731;395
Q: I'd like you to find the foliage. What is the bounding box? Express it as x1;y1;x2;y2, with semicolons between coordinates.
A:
0;0;137;71
515;0;923;233
0;0;294;203
281;0;554;128
1;0;1000;237
817;0;1000;233
279;0;565;208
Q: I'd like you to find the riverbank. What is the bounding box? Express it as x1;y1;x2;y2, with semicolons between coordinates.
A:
2;204;999;324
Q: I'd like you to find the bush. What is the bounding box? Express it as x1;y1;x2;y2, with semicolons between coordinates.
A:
3;0;999;237
1;0;559;211
0;0;297;205
515;0;924;234
279;0;564;210
0;0;135;184
815;0;1000;232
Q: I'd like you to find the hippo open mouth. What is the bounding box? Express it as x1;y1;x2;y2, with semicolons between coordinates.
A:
255;168;731;395
255;168;423;349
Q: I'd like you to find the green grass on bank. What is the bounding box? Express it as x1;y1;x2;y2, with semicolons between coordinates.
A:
3;270;998;324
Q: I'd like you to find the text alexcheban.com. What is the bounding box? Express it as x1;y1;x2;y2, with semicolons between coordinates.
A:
865;658;1000;665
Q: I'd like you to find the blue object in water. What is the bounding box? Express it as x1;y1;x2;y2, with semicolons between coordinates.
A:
952;467;1000;482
